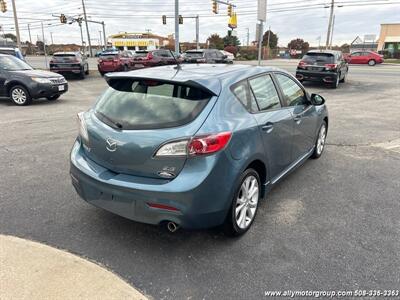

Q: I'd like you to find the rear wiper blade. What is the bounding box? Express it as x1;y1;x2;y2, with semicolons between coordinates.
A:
96;111;123;129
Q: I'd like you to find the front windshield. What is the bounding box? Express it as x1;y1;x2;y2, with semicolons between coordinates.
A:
0;55;33;71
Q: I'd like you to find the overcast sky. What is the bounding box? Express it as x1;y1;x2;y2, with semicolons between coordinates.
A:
0;0;399;47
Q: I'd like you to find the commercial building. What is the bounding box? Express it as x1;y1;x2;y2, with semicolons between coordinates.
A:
377;23;400;57
108;32;173;51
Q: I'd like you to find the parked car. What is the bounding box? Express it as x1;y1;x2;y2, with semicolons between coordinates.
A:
346;51;384;66
131;49;177;69
0;54;68;105
220;50;235;63
295;50;348;88
183;49;230;64
0;47;25;60
50;52;89;79
98;51;134;75
70;64;328;236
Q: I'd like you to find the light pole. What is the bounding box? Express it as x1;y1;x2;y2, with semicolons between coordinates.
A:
174;0;179;54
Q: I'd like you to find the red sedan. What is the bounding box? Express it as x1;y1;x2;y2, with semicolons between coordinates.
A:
346;51;384;66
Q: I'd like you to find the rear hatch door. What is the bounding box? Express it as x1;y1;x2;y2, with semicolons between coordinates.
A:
84;77;217;179
303;53;335;71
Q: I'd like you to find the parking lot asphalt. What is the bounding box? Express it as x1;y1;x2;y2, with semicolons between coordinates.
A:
1;62;399;299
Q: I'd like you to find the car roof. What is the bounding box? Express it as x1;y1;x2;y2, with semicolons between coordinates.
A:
53;52;78;55
105;64;285;95
0;47;18;51
306;50;342;55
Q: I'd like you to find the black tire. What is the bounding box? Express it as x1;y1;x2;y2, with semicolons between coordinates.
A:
85;64;89;75
224;168;261;237
123;65;129;72
311;121;327;159
368;59;376;66
79;68;85;79
99;71;105;77
47;94;60;101
340;69;347;83
331;74;340;89
9;85;32;106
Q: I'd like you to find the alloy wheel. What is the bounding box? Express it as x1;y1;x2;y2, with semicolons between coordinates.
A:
235;175;259;229
316;124;327;155
11;88;27;104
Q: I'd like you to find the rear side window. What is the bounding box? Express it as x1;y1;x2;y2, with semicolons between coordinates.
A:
248;74;281;111
133;51;148;57
185;52;203;58
95;79;212;130
0;49;16;56
54;54;76;57
231;81;258;113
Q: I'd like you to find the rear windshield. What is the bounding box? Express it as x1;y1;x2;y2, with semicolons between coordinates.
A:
0;49;16;56
53;54;76;57
133;51;148;57
100;53;118;59
302;53;334;64
185;52;204;58
95;79;212;130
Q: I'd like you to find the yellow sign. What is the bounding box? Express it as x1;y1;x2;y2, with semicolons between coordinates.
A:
228;13;237;29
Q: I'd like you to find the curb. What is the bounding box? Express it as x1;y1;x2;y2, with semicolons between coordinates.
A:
0;235;148;300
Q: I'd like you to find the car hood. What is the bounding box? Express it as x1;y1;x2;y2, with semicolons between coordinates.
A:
10;69;63;78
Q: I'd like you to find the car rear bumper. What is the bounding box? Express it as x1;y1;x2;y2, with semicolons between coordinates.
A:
296;69;338;83
70;139;236;229
50;65;82;74
30;82;68;99
98;65;123;72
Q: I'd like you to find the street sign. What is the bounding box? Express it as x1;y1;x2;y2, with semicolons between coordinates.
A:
364;34;376;41
257;0;267;21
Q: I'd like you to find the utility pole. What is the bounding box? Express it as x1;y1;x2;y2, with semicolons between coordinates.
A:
11;0;21;49
27;23;32;44
102;21;106;48
81;0;92;56
41;22;48;69
329;15;335;49
174;0;179;54
246;27;250;47
50;32;54;45
257;0;267;66
78;19;85;52
266;25;271;59
325;0;334;49
195;15;199;50
99;30;102;47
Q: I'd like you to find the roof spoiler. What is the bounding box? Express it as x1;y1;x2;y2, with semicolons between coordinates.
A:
104;73;221;96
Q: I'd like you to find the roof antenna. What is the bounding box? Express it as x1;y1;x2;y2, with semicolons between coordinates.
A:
170;50;182;70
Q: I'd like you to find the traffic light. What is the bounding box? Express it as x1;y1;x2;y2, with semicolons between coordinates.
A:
179;15;183;24
0;0;7;13
59;14;67;24
212;1;218;14
162;15;166;25
227;4;233;16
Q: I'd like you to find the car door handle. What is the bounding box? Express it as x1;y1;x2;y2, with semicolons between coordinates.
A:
293;115;302;124
261;122;274;133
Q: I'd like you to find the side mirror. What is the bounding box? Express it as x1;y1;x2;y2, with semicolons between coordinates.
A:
222;55;228;59
310;93;325;106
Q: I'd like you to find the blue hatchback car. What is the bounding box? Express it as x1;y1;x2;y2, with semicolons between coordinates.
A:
70;64;328;236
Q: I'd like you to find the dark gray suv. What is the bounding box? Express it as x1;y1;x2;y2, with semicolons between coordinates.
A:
183;49;231;64
50;52;89;79
0;54;68;105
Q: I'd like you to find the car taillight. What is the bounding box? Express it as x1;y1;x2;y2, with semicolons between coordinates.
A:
325;64;337;70
77;112;89;145
49;60;54;64
298;60;307;69
155;132;232;157
146;53;153;60
188;132;232;156
98;59;103;63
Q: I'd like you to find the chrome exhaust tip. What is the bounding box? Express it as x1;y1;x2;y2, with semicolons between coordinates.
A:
167;222;179;233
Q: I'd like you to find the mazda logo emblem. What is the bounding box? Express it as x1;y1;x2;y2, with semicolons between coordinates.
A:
106;138;117;152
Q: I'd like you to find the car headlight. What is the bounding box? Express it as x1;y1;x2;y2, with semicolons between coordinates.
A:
31;77;52;84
